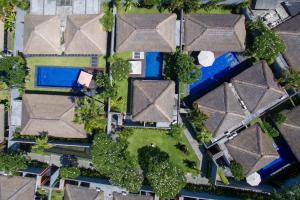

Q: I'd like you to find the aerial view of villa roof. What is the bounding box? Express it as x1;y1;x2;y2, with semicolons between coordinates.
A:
21;94;86;138
1;0;300;199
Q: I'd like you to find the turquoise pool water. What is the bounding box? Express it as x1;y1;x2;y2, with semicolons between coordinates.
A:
36;66;82;88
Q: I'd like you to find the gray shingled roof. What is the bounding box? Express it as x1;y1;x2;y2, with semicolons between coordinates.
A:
184;14;246;52
64;184;104;200
23;15;61;54
132;80;175;122
194;83;245;140
279;106;300;162
64;14;107;55
274;14;300;71
226;124;279;177
231;61;286;113
116;14;177;52
0;104;4;144
21;94;86;138
113;192;153;200
0;176;36;200
254;0;282;10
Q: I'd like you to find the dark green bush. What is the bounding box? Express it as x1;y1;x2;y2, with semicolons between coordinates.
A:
230;161;244;181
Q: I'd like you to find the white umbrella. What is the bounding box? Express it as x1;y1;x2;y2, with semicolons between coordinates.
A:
246;172;261;186
197;51;215;67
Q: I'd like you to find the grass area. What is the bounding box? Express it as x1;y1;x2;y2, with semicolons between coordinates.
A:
26;57;91;92
118;6;169;14
116;51;132;60
98;56;106;68
127;128;200;175
193;7;232;14
51;190;64;200
114;79;129;112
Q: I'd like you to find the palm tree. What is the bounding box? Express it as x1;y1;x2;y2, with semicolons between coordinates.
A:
278;68;300;91
32;136;53;155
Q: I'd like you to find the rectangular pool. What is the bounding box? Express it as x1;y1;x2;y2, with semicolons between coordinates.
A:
145;52;163;79
36;66;82;88
189;52;240;98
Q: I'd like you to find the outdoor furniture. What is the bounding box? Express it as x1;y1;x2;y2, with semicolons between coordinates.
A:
246;172;261;186
77;70;93;88
198;51;215;67
129;60;142;75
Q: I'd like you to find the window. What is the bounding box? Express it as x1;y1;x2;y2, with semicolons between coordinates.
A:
57;0;72;6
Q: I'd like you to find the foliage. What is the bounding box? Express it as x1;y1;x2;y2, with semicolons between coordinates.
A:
74;96;106;132
175;142;189;155
124;0;139;11
0;153;27;174
32;136;53;155
142;0;160;7
91;131;143;192
164;49;200;84
138;146;169;172
118;128;134;145
196;127;213;144
60;167;81;179
101;3;114;32
168;123;184;138
278;68;300;91
273;112;287;127
160;0;200;13
110;96;125;112
263;120;279;138
230;161;244;181
247;19;286;63
188;106;208;131
218;168;229;185
272;184;300;200
0;56;27;88
147;160;186;199
95;72;117;99
110;54;131;81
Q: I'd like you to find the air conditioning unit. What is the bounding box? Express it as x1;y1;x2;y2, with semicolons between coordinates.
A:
132;52;144;60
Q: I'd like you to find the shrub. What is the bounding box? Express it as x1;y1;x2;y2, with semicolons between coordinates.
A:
160;0;200;13
218;168;230;185
175;142;189;155
273;113;287;127
188;107;208;131
100;3;114;32
110;55;131;81
278;68;300;91
184;159;197;169
31;136;53;155
60;167;81;179
263;120;279;138
0;153;27;174
95;72;118;99
230;161;244;181
142;0;160;7
168;123;183;138
196;127;213;144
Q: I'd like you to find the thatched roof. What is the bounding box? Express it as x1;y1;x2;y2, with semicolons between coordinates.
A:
64;14;107;55
0;20;3;52
184;14;246;52
0;176;36;200
23;15;61;54
194;83;245;140
21;94;86;138
231;61;286;113
113;192;153;200
226;124;279;177
274;15;300;71
279;106;300;162
116;14;176;52
64;184;104;200
132;80;175;122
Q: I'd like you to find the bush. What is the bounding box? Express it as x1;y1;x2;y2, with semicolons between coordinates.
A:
175;142;189;155
142;0;160;7
196;127;213;144
110;55;131;81
184;159;197;169
230;161;244;181
95;72;118;99
188;107;208;131
60;167;81;179
218;168;230;185
0;153;28;174
31;136;53;155
273;113;287;127
168;123;183;138
278;68;300;91
263;120;279;138
100;3;114;32
160;0;200;13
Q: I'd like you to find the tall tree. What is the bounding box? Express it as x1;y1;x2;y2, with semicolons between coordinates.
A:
110;54;131;81
278;68;300;91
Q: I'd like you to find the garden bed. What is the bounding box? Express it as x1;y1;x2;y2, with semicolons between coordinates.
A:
127;128;200;175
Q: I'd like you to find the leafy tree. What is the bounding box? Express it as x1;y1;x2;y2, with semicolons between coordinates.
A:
124;0;139;11
196;127;213;144
188;106;208;131
230;161;244;181
74;96;106;132
32;136;53;155
110;55;131;81
273;113;287;127
118;128;133;145
164;49;200;84
278;68;300;91
95;72;117;99
142;0;160;7
160;0;200;13
60;167;81;179
168;123;183;138
247;19;286;63
263;120;279;138
147;160;186;199
0;153;27;174
100;3;114;32
138;146;169;172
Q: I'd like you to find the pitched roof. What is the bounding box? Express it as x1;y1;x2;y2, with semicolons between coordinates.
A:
23;15;61;54
0;176;36;200
21;94;86;138
64;184;104;200
116;14;176;52
279;106;300;162
0;20;3;52
184;14;246;52
64;14;107;55
226;124;279;177
254;0;282;10
113;192;153;200
194;83;245;140
231;61;285;113
274;15;300;71
132;80;175;122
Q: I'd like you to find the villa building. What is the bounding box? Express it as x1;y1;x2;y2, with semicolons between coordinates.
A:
64;184;104;200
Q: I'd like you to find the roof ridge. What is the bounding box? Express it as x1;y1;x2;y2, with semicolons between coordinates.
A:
233;17;245;50
185;16;208;46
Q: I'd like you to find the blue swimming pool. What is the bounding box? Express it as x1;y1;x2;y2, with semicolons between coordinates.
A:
36;66;82;88
145;52;163;79
258;137;296;179
189;52;240;98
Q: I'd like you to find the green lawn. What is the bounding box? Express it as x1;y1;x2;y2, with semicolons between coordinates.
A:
127;128;200;175
114;79;129;112
26;57;91;92
98;56;106;68
193;7;232;14
119;6;169;14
